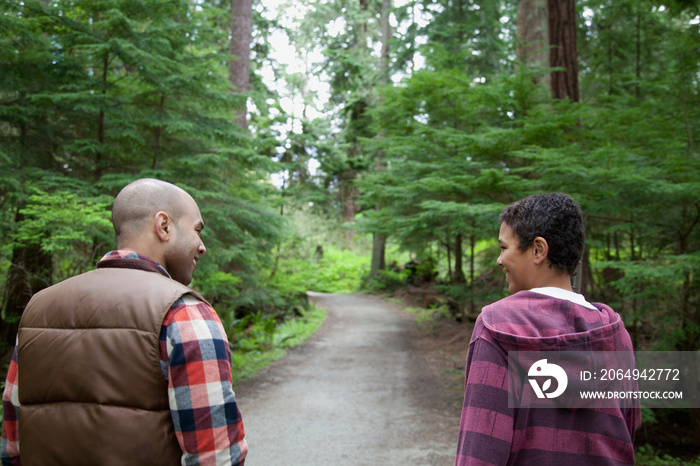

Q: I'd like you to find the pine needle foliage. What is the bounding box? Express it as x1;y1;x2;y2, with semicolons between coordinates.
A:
0;0;290;348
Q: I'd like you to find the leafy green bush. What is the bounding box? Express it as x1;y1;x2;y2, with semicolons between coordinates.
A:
230;306;326;384
269;245;368;295
403;305;451;332
363;269;408;292
635;444;700;466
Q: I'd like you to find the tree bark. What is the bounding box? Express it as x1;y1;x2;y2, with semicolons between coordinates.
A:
380;0;391;74
229;0;252;130
517;0;550;87
370;0;392;277
452;233;466;284
96;53;109;178
469;232;475;315
152;93;166;169
547;0;579;101
341;168;357;246
370;234;386;277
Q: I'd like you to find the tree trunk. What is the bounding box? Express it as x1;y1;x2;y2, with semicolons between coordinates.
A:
516;0;550;87
635;6;641;99
341;168;357;246
369;0;392;277
380;0;391;77
370;234;386;277
469;232;475;315
369;159;386;276
452;233;466;284
229;0;252;130
455;0;464;43
152;93;166;169
445;236;452;279
96;53;109;178
341;0;374;246
548;0;579;101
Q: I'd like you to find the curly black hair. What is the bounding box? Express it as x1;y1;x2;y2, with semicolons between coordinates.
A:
499;193;585;276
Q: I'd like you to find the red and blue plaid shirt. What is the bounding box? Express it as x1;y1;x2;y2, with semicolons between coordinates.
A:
1;251;247;465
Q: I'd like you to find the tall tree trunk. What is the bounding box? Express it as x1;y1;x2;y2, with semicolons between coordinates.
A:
341;0;373;246
370;234;386;277
516;0;550;87
547;0;579;101
229;0;252;130
635;5;641;99
547;0;583;288
455;0;464;43
452;233;466;284
341;167;357;246
469;232;475;315
152;93;166;169
369;0;392;277
380;0;391;75
96;53;109;178
368;155;386;276
445;236;452;279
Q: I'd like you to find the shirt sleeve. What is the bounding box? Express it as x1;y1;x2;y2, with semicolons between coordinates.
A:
455;320;514;466
160;296;248;465
1;345;21;466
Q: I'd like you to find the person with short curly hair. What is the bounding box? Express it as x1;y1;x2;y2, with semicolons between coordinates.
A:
498;192;585;277
455;192;640;466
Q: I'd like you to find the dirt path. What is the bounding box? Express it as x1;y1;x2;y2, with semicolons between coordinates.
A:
235;292;463;465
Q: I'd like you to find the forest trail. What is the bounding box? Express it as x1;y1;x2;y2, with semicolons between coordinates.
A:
235;292;461;465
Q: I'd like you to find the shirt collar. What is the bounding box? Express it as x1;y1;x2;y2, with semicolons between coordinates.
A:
97;250;171;279
529;286;598;310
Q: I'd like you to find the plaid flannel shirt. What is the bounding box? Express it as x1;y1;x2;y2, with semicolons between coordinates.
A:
455;291;639;466
1;251;247;465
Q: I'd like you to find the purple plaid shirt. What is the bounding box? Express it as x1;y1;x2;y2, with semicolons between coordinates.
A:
1;251;247;465
455;291;640;466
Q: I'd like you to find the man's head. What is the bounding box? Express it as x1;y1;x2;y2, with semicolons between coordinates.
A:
497;193;584;293
112;179;206;285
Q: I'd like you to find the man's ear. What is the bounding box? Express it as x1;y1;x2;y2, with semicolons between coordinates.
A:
532;236;549;265
154;211;172;242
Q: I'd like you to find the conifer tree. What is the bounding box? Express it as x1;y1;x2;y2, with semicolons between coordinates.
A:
0;0;285;349
230;0;253;129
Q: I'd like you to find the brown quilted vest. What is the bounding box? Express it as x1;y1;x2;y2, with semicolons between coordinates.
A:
17;267;206;465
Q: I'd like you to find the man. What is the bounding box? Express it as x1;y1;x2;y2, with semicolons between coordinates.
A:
455;193;640;465
1;179;247;465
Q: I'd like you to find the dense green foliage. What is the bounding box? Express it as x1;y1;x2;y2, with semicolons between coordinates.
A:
271;0;700;356
351;0;700;354
0;0;291;348
229;304;327;384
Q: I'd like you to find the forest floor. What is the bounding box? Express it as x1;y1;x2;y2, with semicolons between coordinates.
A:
387;286;474;410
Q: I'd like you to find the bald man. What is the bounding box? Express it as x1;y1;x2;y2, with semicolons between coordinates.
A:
1;179;248;465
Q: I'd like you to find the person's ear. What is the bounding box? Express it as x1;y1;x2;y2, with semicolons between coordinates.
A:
532;236;549;265
154;211;172;242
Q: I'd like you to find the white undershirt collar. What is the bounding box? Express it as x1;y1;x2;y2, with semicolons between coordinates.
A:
529;287;598;310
